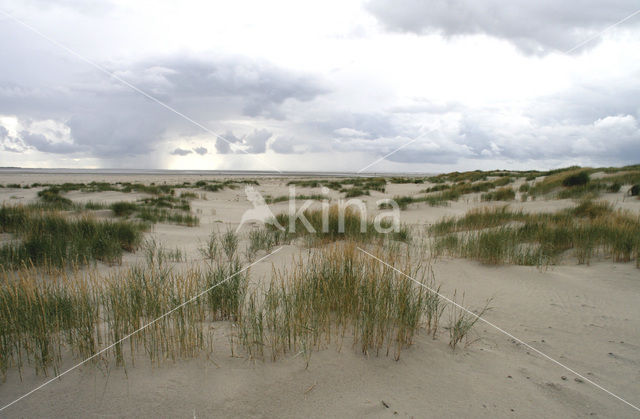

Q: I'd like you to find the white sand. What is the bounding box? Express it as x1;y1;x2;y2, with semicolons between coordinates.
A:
1;173;639;418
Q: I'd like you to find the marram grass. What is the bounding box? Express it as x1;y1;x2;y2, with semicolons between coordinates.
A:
0;253;248;377
430;201;640;267
236;242;444;362
1;241;483;379
0;204;148;269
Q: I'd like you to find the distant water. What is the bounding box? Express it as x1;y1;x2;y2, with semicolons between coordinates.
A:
0;168;433;177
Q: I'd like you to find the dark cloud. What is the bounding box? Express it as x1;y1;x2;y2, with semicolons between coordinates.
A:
455;112;640;163
215;138;231;154
2;1;639;170
121;56;326;121
20;131;80;154
170;147;192;156
0;50;326;160
243;129;271;153
215;131;241;154
366;0;640;54
212;129;273;154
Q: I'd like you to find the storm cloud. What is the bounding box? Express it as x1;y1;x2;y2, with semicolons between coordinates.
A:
1;0;639;171
366;0;640;54
0;51;326;159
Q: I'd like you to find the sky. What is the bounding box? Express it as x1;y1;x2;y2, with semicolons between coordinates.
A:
0;0;639;173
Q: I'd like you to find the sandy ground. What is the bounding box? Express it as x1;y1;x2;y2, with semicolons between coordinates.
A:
1;173;639;418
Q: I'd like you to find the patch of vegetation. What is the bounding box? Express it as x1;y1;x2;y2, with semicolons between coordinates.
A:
606;182;621;193
0;205;147;268
422;184;451;193
265;194;328;204
246;228;286;259
179;191;198;199
420;165;640;201
273;205;409;244
562;171;590;187
0;252;247;376
431;202;640;267
286;177;387;196
83;201;108;210
481;187;515;201
197;179;258;193
137;207;199;226
108;195;198;226
140;195;191;211
344;188;370;198
238;243;444;362
110;201;139;217
388;177;425;184
448;292;491;350
37;188;75;209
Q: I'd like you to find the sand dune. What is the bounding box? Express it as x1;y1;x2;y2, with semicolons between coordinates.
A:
0;172;638;418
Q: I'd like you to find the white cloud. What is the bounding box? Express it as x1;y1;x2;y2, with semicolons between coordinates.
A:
0;0;639;171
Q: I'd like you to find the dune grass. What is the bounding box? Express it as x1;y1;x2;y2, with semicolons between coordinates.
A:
0;205;148;269
526;168;634;199
387;177;518;210
109;198;199;226
1;234;489;379
31;184;200;227
264;194;328;204
285;177;386;196
237;242;443;362
481;187;515;201
418;165;639;201
0;251;248;377
388;176;425;184
246;228;286;259
36;188;75;209
272;205;410;244
430;201;640;266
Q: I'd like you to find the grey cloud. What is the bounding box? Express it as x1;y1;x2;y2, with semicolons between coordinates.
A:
193;146;207;155
215;138;231;154
531;81;640;125
122;56;326;119
0;49;326;160
20;131;80;154
457;113;640;163
313;113;397;140
243;129;271;153
170;147;192;156
269;136;297;154
213;129;272;154
366;0;640;54
0;126;25;153
215;131;241;154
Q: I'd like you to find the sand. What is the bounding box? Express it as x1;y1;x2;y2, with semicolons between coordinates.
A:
0;173;639;418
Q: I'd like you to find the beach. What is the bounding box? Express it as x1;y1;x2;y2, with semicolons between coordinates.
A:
0;169;639;418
